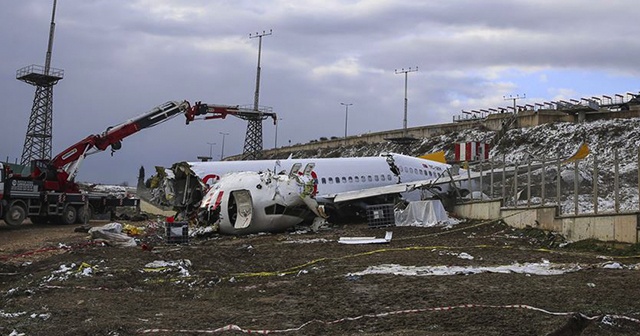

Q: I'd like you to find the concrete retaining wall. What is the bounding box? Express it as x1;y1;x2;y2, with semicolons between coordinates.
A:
454;201;639;243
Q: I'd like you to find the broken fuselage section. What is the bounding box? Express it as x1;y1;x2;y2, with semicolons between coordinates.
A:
145;162;322;235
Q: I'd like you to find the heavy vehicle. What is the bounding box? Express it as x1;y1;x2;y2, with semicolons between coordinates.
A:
0;101;191;226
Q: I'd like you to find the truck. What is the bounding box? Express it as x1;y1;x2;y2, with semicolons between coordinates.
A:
0;101;191;226
0;161;139;225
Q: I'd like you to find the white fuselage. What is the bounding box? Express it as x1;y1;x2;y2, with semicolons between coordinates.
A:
188;153;461;200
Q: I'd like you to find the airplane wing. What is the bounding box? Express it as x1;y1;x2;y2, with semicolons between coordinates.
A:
329;162;543;203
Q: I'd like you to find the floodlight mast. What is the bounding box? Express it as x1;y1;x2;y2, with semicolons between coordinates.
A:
17;0;65;165
243;29;273;160
395;67;418;136
503;93;526;113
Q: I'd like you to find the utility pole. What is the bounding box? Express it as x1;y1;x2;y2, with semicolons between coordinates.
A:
340;103;352;140
219;132;229;160
243;29;273;160
395;67;418;136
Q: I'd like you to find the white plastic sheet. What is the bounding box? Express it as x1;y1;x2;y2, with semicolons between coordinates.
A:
88;222;137;247
394;200;460;227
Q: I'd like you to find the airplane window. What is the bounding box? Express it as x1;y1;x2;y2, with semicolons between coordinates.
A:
429;171;433;177
381;175;386;181
361;175;366;182
368;175;372;182
387;174;392;180
335;177;340;184
321;177;326;184
348;176;353;183
374;175;379;182
341;177;346;183
354;176;360;182
328;177;334;184
410;168;414;174
419;169;424;175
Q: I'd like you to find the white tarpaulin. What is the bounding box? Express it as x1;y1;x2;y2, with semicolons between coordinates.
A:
394;200;460;227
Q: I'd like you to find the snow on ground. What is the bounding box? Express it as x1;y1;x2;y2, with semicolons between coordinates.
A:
347;261;640;277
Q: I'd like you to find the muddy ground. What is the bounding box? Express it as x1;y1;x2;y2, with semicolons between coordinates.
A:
1;218;640;336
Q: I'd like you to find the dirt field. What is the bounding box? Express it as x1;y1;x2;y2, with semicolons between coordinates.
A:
1;218;640;336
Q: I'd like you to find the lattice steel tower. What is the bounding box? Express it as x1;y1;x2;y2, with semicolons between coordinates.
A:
243;29;272;160
17;0;64;166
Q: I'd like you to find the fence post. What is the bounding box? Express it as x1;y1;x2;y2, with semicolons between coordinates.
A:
556;153;561;209
502;153;506;205
541;159;546;206
514;160;519;207
593;153;598;214
479;161;483;200
467;162;473;201
574;160;579;215
490;159;494;199
615;148;620;213
527;158;531;207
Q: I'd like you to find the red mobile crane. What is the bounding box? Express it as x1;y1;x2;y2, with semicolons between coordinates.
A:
0;100;278;227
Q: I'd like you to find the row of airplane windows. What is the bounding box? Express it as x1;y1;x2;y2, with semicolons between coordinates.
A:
318;167;445;185
320;174;394;185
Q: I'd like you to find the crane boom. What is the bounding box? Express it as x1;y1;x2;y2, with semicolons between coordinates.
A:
44;101;190;191
186;101;277;124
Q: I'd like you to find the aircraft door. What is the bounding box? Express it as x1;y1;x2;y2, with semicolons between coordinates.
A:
302;163;315;176
289;163;302;177
229;190;253;229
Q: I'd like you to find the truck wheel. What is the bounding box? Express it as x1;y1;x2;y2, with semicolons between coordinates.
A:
61;205;77;225
76;206;93;224
4;202;26;226
30;216;49;224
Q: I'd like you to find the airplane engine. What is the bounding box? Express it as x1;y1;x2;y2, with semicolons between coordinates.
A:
198;171;320;235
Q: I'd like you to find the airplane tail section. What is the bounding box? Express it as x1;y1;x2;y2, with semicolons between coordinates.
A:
563;142;590;164
419;151;447;164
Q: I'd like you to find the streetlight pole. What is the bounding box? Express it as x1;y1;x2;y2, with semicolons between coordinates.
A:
340;103;352;139
395;67;418;136
207;142;216;158
219;132;229;160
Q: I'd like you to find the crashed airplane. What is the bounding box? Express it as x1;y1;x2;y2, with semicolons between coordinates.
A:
140;152;477;234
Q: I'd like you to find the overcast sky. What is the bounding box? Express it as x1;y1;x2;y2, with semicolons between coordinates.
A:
1;0;639;185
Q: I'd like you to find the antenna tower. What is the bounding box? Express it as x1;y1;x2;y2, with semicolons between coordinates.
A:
16;0;64;166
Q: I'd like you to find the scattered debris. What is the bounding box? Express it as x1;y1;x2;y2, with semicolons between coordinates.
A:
338;231;393;244
143;260;192;277
545;312;599;336
74;225;92;233
88;223;136;247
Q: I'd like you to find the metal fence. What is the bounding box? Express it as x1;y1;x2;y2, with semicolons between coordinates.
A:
464;148;640;216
